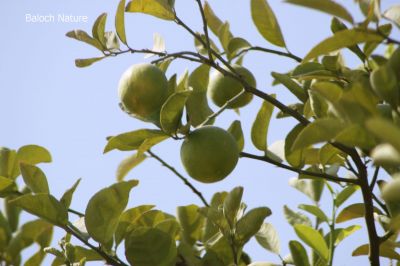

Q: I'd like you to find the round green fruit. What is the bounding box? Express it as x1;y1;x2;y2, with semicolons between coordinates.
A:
180;126;239;183
208;65;255;108
118;63;169;122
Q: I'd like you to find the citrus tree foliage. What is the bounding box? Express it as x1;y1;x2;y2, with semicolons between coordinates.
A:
1;0;400;265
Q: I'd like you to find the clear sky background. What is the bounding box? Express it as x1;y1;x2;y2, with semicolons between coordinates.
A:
0;0;399;265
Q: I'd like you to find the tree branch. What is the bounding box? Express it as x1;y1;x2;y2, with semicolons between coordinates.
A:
233;46;302;62
147;150;210;207
240;152;359;184
195;0;213;61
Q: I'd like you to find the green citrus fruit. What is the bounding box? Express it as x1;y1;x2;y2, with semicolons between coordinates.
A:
118;63;169;122
208;65;255;108
180;126;239;183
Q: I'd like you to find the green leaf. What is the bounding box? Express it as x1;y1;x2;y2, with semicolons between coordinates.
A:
126;0;175;20
228;120;245;151
335;186;359;207
10;194;68;226
292;118;344;151
75;57;105;68
218;22;233;53
285;124;306;168
85;180;138;244
294;224;329;261
370;64;399;107
223;186;244;227
228;37;251;59
115;205;155;247
17;145;52;165
155;218;180;238
298;204;329;223
65;30;103;51
116;0;127;44
289;240;310;266
334;225;361;246
352;242;400;260
177;205;204;245
255;223;280;254
116;152;147;182
251;0;286;47
203;1;225;36
19;163;49;194
366;118;400;152
271;72;307;102
285;0;353;23
303;29;383;62
336;203;382;223
0;176;15;193
283;205;312;226
383;5;400;28
251;99;275;151
104;129;168;153
188;64;210;93
236;207;271;245
125;227;177;266
160;91;191;134
92;13;107;48
60;178;81;209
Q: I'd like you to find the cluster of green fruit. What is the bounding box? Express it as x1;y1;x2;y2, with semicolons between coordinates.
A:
118;63;256;183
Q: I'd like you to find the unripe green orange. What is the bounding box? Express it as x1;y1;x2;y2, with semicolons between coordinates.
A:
180;126;239;183
118;63;169;122
208;65;255;108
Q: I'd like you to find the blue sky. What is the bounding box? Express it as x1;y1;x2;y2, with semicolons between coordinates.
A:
0;0;399;265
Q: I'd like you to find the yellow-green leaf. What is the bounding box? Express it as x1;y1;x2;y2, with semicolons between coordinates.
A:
294;224;329;261
116;0;127;44
251;0;286;47
75;57;105;68
285;0;354;23
116;153;147;182
20;163;49;194
160;91;191;134
304;29;383;62
126;0;175;20
251;98;275;151
92;13;107;48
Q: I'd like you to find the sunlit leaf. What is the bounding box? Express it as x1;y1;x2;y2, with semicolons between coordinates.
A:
65;30;103;51
75;57;105;68
228;120;245;152
255;223;280;254
294;224;329;261
251;98;275;151
60;178;81;209
126;0;175;20
116;153;147;182
336;203;382;223
160;91;191;134
289;240;310;266
116;0;127;44
20;163;49;194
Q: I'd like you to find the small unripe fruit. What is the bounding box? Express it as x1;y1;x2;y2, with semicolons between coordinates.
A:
180;126;239;183
118;63;169;123
208;65;255;108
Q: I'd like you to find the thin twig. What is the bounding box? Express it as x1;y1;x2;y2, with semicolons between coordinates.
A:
199;89;246;127
195;0;213;61
68;208;85;217
372;193;390;216
233;46;302;62
147;150;210;207
240;152;359;184
369;166;380;191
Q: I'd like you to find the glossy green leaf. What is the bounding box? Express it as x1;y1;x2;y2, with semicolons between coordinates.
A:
60;178;81;209
255;223;280;254
334;225;361;246
104;129;168;153
383;5;400;28
116;152;147;182
335;186;359;207
223;186;243;227
283;205;312;226
125;227;177;266
289;240;310;266
272;72;307;102
366;118;400;152
298;204;329;223
115;205;155;247
126;0;175;20
285;0;353;23
251;0;286;47
294;224;329;261
0;176;15;193
303;29;383;62
177;205;204;245
10;194;68;227
292;118;344;151
92;13;107;48
228;120;245;151
236;207;271;245
85;180;138;244
251;98;275;151
160;91;191;134
336;203;382;223
75;57;105;68
65;30;103;51
20;163;49;194
116;0;127;44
